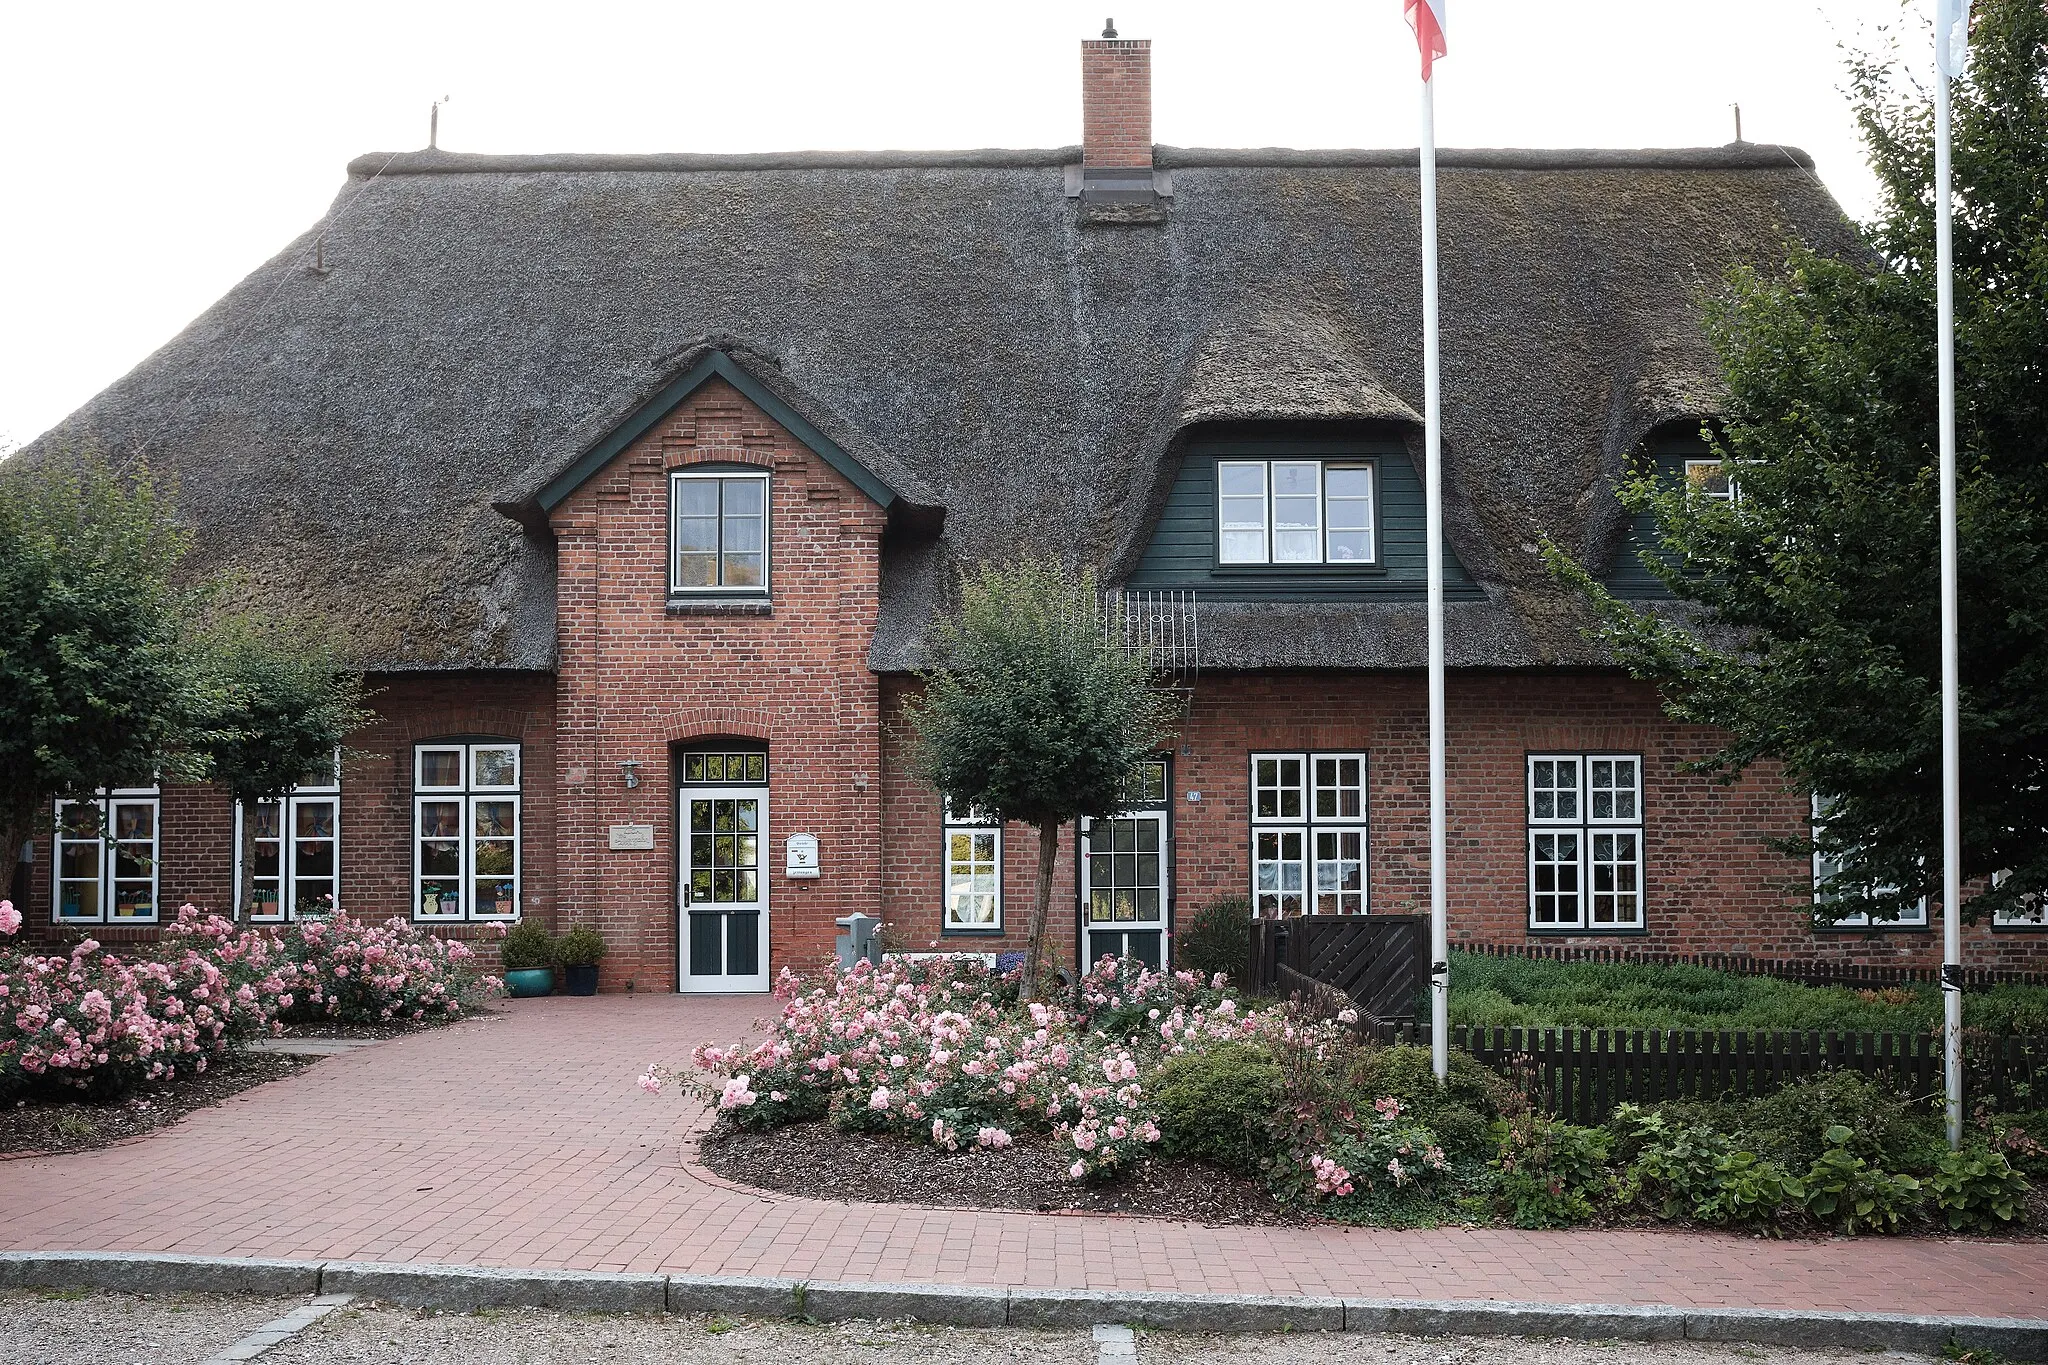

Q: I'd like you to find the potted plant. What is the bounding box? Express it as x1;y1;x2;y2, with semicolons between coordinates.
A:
500;920;555;998
555;925;606;996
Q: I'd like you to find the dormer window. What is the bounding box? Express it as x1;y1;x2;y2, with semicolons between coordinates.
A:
1217;459;1376;566
670;470;770;594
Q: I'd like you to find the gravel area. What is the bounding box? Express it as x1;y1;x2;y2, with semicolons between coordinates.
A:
0;1050;315;1158
0;1287;308;1365
700;1121;1315;1225
0;1294;1949;1365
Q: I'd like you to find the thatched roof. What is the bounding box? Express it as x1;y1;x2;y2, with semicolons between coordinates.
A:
24;142;1853;672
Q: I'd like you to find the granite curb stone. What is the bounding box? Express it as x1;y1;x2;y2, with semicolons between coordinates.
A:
665;1272;801;1318
319;1261;667;1313
1686;1306;2048;1357
1007;1287;1346;1331
804;1280;1010;1326
0;1251;321;1297
1350;1299;1688;1340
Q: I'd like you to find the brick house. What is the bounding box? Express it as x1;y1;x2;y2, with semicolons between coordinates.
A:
15;32;2042;987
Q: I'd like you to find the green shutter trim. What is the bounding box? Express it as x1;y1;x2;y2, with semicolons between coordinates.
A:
534;350;899;513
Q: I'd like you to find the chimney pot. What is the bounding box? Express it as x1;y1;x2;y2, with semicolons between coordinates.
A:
1081;29;1153;201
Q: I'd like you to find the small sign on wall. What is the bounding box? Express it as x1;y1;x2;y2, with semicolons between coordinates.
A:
608;823;656;851
785;833;820;878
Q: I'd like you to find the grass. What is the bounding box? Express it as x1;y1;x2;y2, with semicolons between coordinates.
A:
1446;949;2048;1035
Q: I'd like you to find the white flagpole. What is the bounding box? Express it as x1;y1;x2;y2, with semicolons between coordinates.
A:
1933;10;1964;1152
1421;72;1450;1083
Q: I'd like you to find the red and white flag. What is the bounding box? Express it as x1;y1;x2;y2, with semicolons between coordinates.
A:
1405;0;1447;79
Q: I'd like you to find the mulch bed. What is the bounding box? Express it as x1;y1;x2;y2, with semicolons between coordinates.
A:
0;1050;315;1159
699;1121;1319;1225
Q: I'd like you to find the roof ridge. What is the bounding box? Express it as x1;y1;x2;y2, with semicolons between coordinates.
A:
346;142;1812;179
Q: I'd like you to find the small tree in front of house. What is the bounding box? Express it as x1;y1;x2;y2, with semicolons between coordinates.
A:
201;610;374;919
905;559;1178;1002
0;451;216;897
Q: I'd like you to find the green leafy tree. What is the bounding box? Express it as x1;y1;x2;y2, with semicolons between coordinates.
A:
1554;0;2048;921
904;559;1178;1001
0;451;218;894
200;610;373;918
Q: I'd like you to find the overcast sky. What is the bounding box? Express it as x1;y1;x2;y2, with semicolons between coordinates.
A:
0;0;1933;450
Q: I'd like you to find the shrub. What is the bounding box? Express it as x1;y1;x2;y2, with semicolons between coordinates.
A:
1733;1070;1946;1175
1076;955;1228;1040
270;913;498;1026
1493;1115;1610;1228
1927;1145;2030;1232
1153;1042;1285;1174
1697;1150;1802;1228
1983;1112;2048;1174
1800;1125;1923;1233
1349;1044;1515;1159
554;925;606;968
1614;1107;1730;1218
1176;896;1251;987
500;921;554;973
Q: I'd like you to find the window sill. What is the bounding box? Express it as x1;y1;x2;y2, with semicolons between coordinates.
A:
666;596;772;617
1990;922;2048;934
1526;926;1649;937
1811;923;1933;935
1210;564;1385;578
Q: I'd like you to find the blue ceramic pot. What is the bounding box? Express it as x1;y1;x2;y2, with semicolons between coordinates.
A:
503;967;554;998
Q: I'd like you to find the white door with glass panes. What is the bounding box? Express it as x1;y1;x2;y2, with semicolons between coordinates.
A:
413;742;522;922
679;749;770;992
1080;760;1170;970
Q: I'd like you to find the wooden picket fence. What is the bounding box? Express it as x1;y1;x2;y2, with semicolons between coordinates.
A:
1350;1020;2047;1123
1458;940;2048;990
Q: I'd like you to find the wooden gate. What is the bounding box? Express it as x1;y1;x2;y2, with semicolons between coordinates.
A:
1249;914;1425;1024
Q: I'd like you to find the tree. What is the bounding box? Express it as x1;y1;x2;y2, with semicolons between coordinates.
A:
0;451;217;899
1554;0;2048;922
201;610;374;919
905;559;1179;1001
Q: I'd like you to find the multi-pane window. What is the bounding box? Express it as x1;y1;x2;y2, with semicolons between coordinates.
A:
235;754;340;920
942;798;1001;931
1992;871;2045;929
1811;796;1928;929
1249;753;1368;918
53;789;161;924
670;471;769;592
682;750;767;784
1217;460;1376;566
1528;755;1643;931
414;742;521;921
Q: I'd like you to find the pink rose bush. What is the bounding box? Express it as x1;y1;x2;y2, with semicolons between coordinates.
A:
674;954;1262;1180
0;900;498;1102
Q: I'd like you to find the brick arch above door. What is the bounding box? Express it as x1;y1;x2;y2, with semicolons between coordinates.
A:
662;708;774;746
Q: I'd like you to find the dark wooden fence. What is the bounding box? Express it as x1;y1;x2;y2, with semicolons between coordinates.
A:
1249;915;1424;1023
1458;940;2048;990
1352;1020;2046;1123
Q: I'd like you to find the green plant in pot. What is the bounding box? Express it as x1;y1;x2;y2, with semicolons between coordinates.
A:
500;920;555;998
555;925;606;996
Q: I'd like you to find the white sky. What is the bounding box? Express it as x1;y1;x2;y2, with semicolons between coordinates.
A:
0;0;1930;450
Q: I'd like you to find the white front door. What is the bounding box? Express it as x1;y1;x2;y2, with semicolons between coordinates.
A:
1080;808;1170;972
679;785;769;992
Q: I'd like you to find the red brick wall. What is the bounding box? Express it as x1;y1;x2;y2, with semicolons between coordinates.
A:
1082;38;1152;169
550;376;887;992
879;671;2048;971
12;672;555;959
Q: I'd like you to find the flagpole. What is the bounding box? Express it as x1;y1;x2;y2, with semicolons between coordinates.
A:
1420;71;1450;1084
1933;16;1963;1152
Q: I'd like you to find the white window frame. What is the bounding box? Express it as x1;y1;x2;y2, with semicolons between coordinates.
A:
412;742;523;922
668;469;771;595
1526;754;1644;932
52;787;162;925
1250;752;1369;918
1991;870;2046;929
941;798;1002;933
1811;796;1929;929
1216;459;1378;567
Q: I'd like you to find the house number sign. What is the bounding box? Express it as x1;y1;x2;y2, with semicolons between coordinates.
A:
608;823;656;851
785;833;820;878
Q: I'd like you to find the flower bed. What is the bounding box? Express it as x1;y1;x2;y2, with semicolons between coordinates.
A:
665;955;2041;1236
0;899;499;1104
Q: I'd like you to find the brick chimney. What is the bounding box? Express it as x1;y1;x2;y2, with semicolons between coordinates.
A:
1081;23;1153;204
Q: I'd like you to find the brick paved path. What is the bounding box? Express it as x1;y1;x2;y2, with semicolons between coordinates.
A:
0;996;2039;1316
